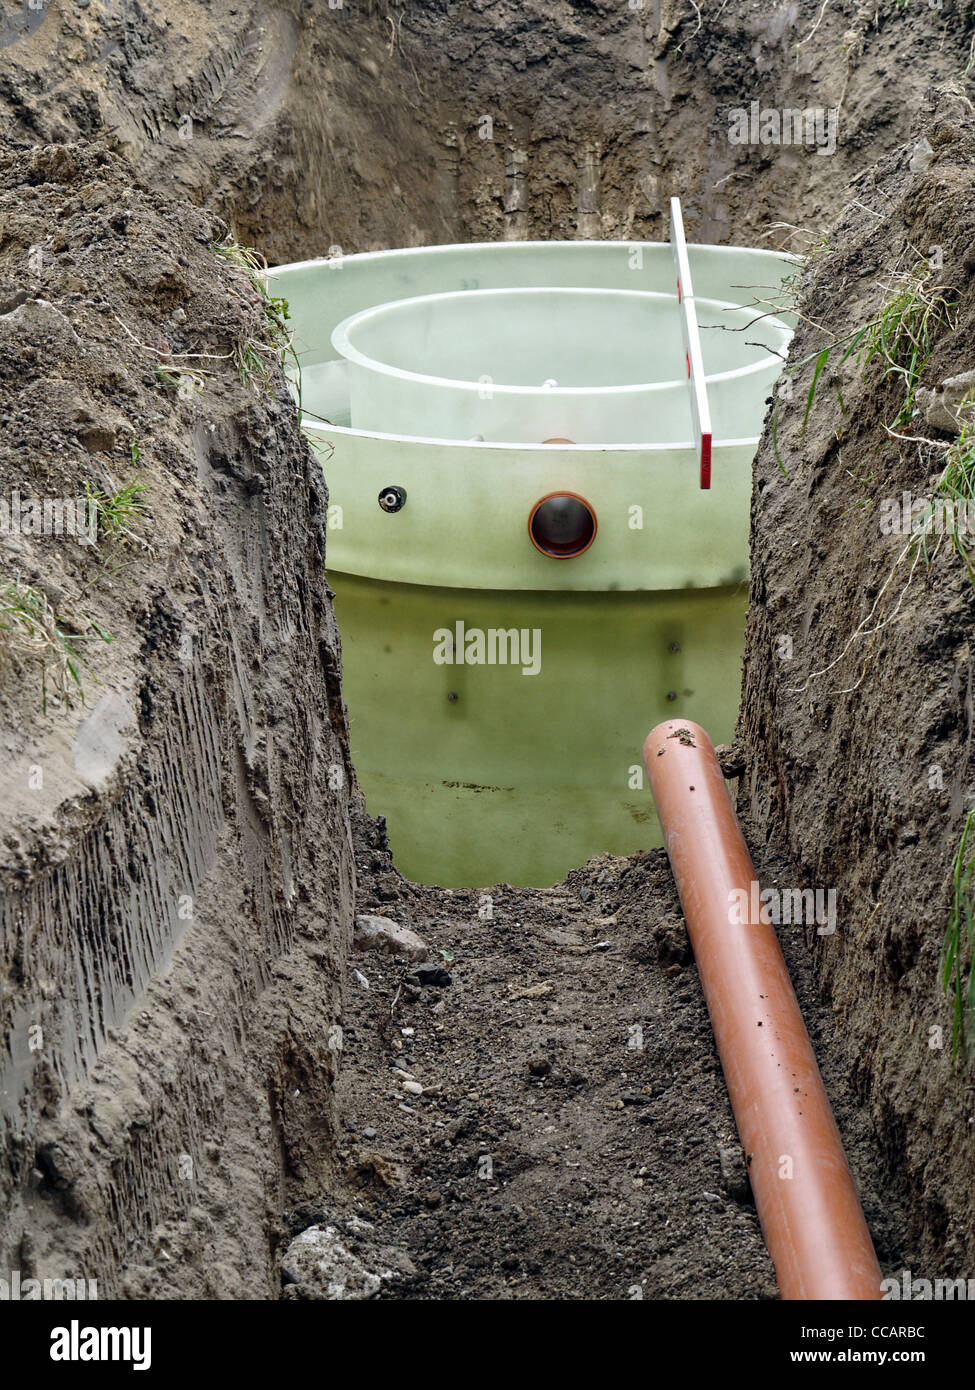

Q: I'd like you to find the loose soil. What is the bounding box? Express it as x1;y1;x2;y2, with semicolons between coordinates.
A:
283;801;911;1300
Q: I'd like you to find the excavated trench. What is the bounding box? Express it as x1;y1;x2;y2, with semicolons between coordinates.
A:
1;0;975;1301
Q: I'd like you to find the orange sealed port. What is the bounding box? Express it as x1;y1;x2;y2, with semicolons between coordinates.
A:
528;491;597;558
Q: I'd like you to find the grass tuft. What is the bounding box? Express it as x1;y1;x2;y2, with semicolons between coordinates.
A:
85;476;150;550
0;578;112;710
210;237;300;396
943;809;975;1065
931;415;975;575
858;263;957;427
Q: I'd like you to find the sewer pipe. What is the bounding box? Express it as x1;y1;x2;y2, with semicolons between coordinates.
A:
643;718;882;1301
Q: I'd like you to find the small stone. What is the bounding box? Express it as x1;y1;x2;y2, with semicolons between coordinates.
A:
916;368;975;437
718;1145;752;1204
402;1081;424;1096
354;914;429;961
280;1225;384;1299
909;136;933;173
344;1214;375;1236
424;1191;442;1209
362;1127;377;1140
714;743;746;778
528;1057;551;1077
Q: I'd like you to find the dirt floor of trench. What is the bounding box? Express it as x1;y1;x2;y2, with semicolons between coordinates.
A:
281;800;912;1302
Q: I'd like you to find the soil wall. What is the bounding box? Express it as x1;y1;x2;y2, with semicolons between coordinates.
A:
0;144;354;1297
737;108;975;1271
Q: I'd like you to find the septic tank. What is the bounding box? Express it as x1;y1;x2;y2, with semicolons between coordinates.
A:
269;224;793;886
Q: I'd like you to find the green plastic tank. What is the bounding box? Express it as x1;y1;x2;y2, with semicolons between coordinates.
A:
269;240;794;886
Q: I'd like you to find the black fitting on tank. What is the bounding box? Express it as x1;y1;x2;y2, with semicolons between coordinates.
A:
378;485;407;513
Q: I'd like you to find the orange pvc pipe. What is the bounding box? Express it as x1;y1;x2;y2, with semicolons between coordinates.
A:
643;718;882;1301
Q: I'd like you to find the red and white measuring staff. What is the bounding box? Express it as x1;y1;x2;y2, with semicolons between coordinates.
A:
669;196;713;490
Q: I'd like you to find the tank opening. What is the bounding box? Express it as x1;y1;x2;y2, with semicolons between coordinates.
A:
529;492;597;558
